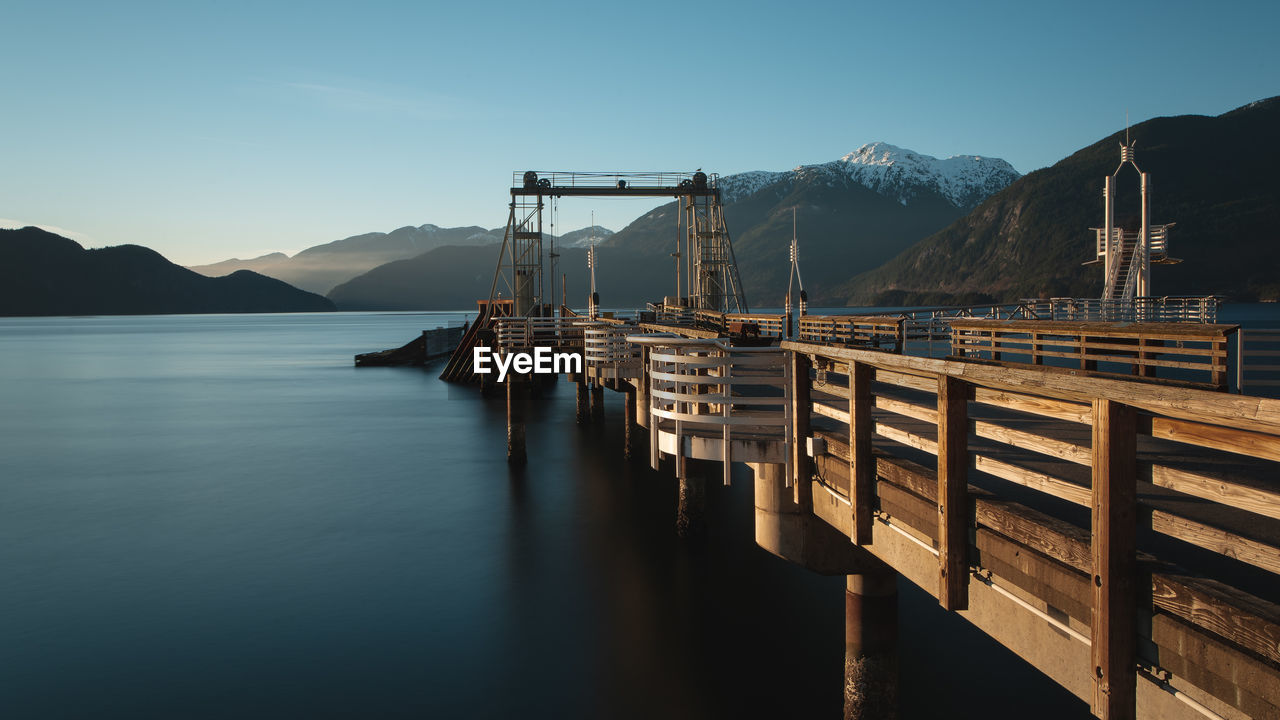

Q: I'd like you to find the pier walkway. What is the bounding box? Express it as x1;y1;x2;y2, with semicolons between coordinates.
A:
474;308;1279;720
432;168;1278;719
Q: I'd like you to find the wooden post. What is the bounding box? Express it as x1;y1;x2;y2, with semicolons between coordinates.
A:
790;352;813;508
590;382;604;424
1212;337;1227;389
506;377;527;466
575;377;589;425
1090;399;1137;720
1031;332;1043;366
677;460;707;538
936;375;969;611
623;386;637;460
849;361;873;545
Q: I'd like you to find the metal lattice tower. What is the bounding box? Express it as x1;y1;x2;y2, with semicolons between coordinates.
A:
488;171;748;317
1086;141;1179;302
683;179;747;313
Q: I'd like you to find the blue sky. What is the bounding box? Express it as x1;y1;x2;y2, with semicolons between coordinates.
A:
2;0;1276;266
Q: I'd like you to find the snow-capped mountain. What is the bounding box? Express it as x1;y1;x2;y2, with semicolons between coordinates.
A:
718;170;791;203
559;225;616;248
719;142;1020;210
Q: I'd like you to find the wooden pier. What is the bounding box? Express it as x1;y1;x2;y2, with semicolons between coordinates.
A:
435;169;1278;719
449;306;1280;720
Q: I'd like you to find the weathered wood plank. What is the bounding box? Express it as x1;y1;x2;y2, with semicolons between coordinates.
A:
1147;509;1280;576
1145;462;1280;522
850;361;874;544
791;352;813;508
938;375;970;611
1145;415;1280;464
974;497;1092;572
972;387;1092;424
1151;612;1280;714
972;419;1092;465
1091;398;1138;720
975;528;1092;624
972;454;1092;506
873;368;937;394
875;422;938;455
875;453;937;500
878;482;938;540
874;395;937;424
812;400;851;425
1150;572;1280;666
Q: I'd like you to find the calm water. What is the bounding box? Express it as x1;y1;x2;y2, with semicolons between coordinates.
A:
23;308;1264;718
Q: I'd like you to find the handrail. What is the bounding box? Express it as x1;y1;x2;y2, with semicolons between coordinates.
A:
949;319;1237;390
493;316;586;352
583;322;642;378
635;334;790;485
784;337;1280;717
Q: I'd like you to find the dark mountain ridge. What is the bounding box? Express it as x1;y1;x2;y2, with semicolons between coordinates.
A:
842;97;1280;304
1;227;334;316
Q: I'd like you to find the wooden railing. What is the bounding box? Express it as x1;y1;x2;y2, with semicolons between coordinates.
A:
798;315;905;351
782;339;1280;720
1239;328;1280;395
1019;296;1220;323
950;319;1237;391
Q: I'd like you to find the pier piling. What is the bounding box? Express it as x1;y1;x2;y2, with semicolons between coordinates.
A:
676;460;708;538
590;382;604;424
575;378;589;425
623;386;638;460
506;377;527;465
843;564;899;720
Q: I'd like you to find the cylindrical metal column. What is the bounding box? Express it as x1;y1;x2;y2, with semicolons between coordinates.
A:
590;382;604;425
844;564;899;720
506;378;527;466
623;387;637;460
676;460;708;538
575;378;589;425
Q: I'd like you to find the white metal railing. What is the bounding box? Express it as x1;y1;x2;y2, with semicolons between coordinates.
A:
1149;226;1169;256
630;335;790;485
494;316;586;352
1019;297;1219;323
583;322;642;378
654;305;696;325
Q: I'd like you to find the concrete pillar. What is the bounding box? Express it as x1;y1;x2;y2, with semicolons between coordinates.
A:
676;462;707;538
506;377;527;466
844;564;899;720
575;378;589;425
754;461;804;560
633;377;650;429
590;382;604;424
752;462;873;575
623;387;638;460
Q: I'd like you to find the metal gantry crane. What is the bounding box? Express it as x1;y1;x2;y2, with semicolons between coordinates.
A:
487;171;748;317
